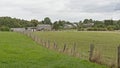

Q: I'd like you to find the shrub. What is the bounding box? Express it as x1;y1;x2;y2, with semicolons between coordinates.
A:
87;28;107;31
107;25;115;31
0;26;10;31
77;28;84;31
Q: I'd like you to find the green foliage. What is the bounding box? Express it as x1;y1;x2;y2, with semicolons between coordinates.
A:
76;22;82;31
30;19;39;27
93;21;105;28
52;20;74;30
107;25;116;31
77;19;120;31
43;17;52;24
87;28;107;31
104;20;113;26
0;32;108;68
0;16;120;31
83;19;93;24
52;21;59;30
0;26;10;31
0;17;34;28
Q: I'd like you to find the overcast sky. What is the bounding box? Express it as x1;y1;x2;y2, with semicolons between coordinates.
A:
0;0;120;22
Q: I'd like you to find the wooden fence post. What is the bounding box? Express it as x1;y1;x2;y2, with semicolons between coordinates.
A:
47;40;50;48
33;35;35;40
41;40;43;45
30;33;32;38
34;36;37;41
38;38;41;44
73;42;76;55
41;39;43;45
63;43;66;52
89;44;94;62
36;36;39;42
118;45;120;68
44;41;47;47
54;41;57;50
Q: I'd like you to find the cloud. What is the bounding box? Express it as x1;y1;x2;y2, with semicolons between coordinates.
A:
64;0;119;13
114;2;120;11
0;0;119;22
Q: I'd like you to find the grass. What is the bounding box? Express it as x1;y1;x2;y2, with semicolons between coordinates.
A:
33;31;120;63
0;32;107;68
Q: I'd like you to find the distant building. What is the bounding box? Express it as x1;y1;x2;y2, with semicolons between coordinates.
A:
27;27;36;32
64;24;73;29
72;23;77;27
11;28;25;32
64;24;77;29
36;24;52;31
11;27;36;32
11;24;52;32
82;23;94;27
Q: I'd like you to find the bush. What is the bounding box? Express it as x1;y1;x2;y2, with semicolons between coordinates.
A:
87;28;107;31
77;28;84;31
97;28;107;31
0;26;10;31
107;25;115;31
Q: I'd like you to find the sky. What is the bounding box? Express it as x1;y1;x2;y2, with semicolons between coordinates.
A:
0;0;120;22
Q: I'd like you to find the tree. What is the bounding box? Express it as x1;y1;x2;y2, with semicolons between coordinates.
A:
0;17;34;28
93;21;105;28
107;25;115;31
77;21;83;31
52;21;59;30
83;19;89;24
116;20;120;29
30;19;39;27
83;19;93;24
43;17;52;25
104;19;113;26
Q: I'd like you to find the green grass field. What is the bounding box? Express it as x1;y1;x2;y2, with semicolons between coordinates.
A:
33;31;120;63
0;32;107;68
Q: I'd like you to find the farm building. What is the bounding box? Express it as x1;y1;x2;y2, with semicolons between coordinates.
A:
11;28;25;32
11;24;52;32
82;23;94;27
64;24;73;29
36;24;52;31
11;27;36;32
27;27;36;32
64;24;77;29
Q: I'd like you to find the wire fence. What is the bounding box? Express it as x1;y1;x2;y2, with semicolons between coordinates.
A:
16;31;119;68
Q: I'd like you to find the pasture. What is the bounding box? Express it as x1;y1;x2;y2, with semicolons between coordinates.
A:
0;32;107;68
33;31;120;64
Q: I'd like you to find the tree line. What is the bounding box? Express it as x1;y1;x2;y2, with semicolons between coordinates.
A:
77;19;120;31
0;16;120;31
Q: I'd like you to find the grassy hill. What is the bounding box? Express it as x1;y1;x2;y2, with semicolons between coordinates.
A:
0;32;107;68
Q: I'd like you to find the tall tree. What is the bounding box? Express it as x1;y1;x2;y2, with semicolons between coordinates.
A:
104;19;113;26
43;17;52;25
30;19;39;27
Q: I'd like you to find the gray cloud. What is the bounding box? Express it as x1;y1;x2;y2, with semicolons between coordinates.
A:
65;0;119;13
0;0;119;22
114;3;120;11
